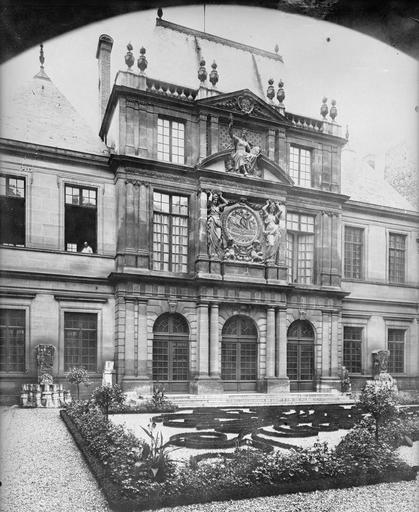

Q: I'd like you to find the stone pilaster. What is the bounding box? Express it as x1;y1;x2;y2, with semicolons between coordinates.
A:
210;116;219;155
209;303;220;377
266;306;289;392
194;302;221;393
199;114;207;162
195;189;209;274
135;300;152;395
267;129;276;160
124;298;136;377
266;307;276;378
137;183;150;268
319;310;340;392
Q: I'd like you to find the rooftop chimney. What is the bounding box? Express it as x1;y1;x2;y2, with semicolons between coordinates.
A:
96;34;114;131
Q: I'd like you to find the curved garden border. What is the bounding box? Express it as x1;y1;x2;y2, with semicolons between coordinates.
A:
60;409;417;512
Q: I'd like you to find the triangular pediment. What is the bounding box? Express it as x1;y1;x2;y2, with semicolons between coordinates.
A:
198;149;294;185
197;89;289;124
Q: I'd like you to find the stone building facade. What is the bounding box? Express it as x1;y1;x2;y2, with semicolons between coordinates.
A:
0;15;417;403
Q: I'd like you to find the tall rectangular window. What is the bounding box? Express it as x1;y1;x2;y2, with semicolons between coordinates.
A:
64;312;97;371
157;118;185;164
343;326;362;373
153;192;188;273
388;329;405;374
388;233;406;283
0;309;25;372
65;185;97;253
344;226;364;279
0;175;25;246
286;213;315;284
289;146;311;187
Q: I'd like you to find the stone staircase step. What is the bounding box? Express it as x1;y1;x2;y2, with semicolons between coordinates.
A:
165;392;354;408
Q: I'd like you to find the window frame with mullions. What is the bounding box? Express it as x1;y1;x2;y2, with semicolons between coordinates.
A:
343;326;363;374
0;174;26;247
157;117;185;164
64;184;97;253
289;145;312;187
388;232;406;284
0;308;26;373
63;311;98;372
286;212;315;284
387;328;405;374
152;191;189;273
344;225;364;280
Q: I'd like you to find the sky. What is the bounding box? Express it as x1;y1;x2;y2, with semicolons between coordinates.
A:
0;5;417;163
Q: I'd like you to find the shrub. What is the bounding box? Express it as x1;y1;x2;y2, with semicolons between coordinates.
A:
91;384;125;420
141;383;178;412
335;419;408;481
358;381;399;442
66;367;91;400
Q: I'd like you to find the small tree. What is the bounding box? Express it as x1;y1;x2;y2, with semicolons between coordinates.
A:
358;381;399;442
91;384;125;421
66;367;91;400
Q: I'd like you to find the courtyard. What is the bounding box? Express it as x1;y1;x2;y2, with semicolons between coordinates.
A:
0;406;418;512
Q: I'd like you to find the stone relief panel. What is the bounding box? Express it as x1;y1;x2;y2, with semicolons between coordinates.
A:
207;192;284;264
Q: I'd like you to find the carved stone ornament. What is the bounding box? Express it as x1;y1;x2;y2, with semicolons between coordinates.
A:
225;115;262;177
372;350;390;378
223;205;259;247
35;344;55;376
220;202;266;263
237;95;255;114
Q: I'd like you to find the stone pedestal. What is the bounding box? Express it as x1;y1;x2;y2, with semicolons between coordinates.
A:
121;377;153;396
192;377;224;394
265;377;290;393
318;377;340;393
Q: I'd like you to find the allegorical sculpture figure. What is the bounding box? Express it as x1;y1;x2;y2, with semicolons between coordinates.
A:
260;199;282;261
207;191;228;258
227;114;261;176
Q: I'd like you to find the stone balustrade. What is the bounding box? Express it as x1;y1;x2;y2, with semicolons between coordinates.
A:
285;112;342;137
145;78;198;101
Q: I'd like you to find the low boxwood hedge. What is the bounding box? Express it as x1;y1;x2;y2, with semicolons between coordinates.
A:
61;404;417;512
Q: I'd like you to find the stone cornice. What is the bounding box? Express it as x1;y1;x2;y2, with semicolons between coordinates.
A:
0;270;109;286
343;199;419;221
0;138;110;169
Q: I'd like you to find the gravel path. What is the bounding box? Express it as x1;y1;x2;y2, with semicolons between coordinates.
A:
0;407;417;512
0;407;109;512
143;476;419;512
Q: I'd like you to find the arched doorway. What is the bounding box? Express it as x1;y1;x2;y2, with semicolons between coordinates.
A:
287;320;315;391
152;313;189;393
221;315;258;392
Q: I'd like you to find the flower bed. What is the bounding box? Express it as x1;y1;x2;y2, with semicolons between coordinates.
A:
60;402;417;512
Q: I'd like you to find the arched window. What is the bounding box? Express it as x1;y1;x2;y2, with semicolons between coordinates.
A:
153;313;189;392
222;315;258;391
287;320;315;391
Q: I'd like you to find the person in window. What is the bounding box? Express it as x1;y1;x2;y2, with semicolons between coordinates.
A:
81;241;93;254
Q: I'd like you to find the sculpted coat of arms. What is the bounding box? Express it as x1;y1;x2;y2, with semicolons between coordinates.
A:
207;193;283;264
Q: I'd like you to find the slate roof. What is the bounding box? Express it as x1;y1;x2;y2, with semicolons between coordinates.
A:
0;68;108;156
141;19;285;100
341;147;416;212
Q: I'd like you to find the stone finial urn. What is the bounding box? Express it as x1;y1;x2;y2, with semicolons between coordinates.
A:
266;78;275;101
125;43;135;69
209;61;219;88
277;80;285;104
198;59;207;83
320;97;328;119
330;99;338;121
137;47;148;73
